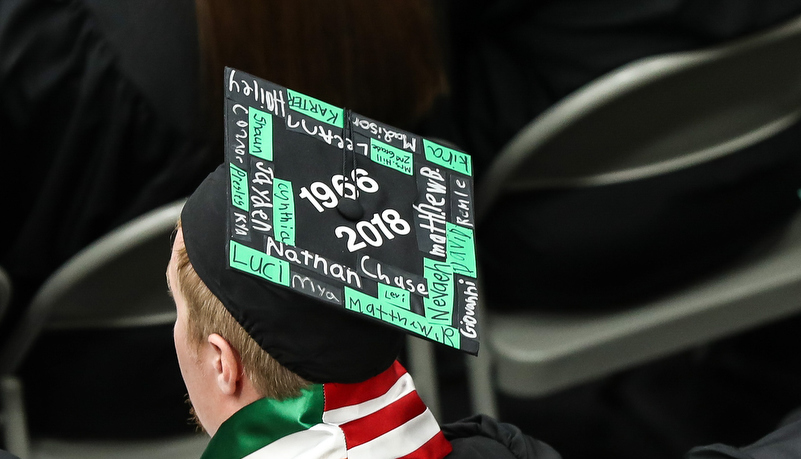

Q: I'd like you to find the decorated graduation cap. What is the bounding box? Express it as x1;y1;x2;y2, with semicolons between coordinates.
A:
181;67;480;383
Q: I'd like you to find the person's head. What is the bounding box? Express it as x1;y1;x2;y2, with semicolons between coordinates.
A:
169;165;406;434
167;224;310;435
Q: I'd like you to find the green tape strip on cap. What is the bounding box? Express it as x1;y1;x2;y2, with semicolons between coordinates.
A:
229;240;290;286
273;178;296;246
287;89;344;128
446;223;477;277
345;287;460;349
249;107;273;161
423;258;453;326
423;139;472;176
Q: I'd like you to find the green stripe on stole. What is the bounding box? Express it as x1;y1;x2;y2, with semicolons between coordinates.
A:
200;384;325;459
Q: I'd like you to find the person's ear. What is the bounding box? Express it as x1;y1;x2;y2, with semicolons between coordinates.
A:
208;333;242;396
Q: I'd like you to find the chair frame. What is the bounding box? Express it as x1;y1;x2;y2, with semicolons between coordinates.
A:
0;199;209;459
410;13;801;419
470;13;801;417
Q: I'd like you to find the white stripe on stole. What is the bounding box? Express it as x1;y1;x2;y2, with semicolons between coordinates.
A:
243;423;347;459
346;408;441;459
322;372;416;425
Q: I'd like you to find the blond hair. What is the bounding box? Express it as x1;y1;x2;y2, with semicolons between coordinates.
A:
174;224;309;399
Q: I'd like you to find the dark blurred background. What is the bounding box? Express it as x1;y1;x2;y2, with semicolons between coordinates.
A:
3;0;801;458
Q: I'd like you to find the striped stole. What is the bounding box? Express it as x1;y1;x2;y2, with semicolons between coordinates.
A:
201;360;452;459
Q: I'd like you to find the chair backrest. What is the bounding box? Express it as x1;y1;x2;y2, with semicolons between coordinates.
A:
476;14;801;221
0;199;186;375
0;266;11;327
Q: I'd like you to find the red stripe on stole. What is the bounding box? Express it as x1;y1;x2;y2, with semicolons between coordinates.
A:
397;431;453;459
324;360;406;411
339;391;427;448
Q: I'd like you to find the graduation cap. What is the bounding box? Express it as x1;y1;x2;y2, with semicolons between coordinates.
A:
181;68;479;383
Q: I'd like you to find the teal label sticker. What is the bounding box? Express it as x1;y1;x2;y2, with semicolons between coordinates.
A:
273;178;295;246
446;223;477;277
287;89;344;128
345;287;460;349
249;107;273;160
229;240;289;286
370;138;414;175
378;283;411;310
423;139;472;177
229;163;249;212
423;258;453;325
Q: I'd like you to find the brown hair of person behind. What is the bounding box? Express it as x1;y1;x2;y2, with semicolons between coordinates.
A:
195;0;448;134
174;223;310;400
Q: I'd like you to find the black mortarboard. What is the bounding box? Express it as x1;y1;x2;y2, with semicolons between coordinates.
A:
181;68;480;383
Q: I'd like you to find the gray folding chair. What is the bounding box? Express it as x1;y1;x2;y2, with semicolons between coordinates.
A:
462;12;801;417
0;199;208;459
405;13;801;419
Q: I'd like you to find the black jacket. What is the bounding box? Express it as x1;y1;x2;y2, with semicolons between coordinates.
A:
443;415;562;459
688;417;801;459
443;414;801;459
